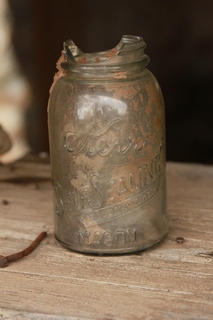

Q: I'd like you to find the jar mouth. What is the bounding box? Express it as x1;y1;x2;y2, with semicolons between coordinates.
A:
61;35;149;68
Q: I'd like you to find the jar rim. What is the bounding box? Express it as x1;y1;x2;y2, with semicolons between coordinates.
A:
61;35;149;68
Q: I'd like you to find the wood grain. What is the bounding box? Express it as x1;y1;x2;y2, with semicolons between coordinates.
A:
0;158;213;319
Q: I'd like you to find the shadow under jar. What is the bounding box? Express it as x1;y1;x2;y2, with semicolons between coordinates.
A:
48;35;168;255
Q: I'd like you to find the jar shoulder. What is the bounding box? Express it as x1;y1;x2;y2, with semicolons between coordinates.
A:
50;68;161;93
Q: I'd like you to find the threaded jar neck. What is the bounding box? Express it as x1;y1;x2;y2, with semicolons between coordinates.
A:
60;35;150;79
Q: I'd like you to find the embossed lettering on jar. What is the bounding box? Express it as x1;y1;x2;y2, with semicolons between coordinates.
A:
48;35;168;254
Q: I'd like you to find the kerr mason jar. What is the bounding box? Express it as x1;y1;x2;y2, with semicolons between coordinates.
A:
48;35;168;254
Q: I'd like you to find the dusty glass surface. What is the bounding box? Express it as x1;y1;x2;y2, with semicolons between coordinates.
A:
48;35;168;254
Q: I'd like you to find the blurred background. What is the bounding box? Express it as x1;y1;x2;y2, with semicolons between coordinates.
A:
0;0;213;163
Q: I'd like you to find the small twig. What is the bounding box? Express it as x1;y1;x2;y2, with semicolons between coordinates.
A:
197;252;213;258
0;231;47;268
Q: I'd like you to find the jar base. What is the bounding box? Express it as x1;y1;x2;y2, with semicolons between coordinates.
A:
55;232;168;256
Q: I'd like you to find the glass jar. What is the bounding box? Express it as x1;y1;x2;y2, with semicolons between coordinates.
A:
48;35;168;254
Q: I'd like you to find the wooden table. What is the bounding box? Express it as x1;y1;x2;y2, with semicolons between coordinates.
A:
0;156;213;319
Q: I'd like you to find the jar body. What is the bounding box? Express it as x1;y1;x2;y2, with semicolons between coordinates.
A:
48;66;168;254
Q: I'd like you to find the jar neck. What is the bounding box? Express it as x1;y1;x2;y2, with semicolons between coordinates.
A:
60;35;150;79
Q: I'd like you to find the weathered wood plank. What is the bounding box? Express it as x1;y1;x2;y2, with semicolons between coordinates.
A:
0;159;213;319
